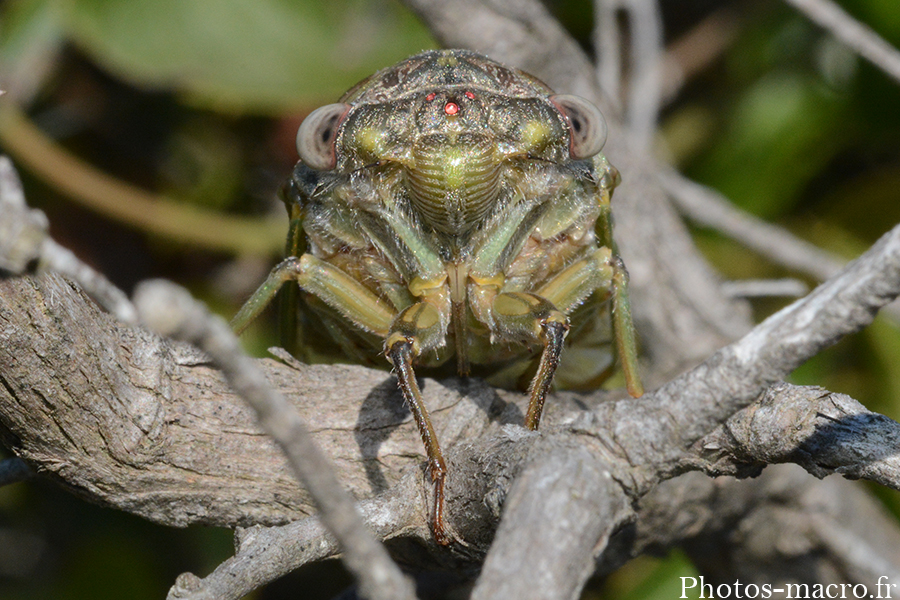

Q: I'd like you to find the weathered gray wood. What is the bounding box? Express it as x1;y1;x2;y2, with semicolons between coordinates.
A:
0;272;500;528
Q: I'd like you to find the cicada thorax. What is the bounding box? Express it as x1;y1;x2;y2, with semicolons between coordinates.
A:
405;132;502;240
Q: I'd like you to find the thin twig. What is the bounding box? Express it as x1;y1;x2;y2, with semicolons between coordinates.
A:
622;0;664;149
0;156;137;322
42;239;137;323
133;281;418;600
593;0;622;110
167;487;422;600
721;278;808;298
783;0;900;86
660;167;845;281
660;167;900;322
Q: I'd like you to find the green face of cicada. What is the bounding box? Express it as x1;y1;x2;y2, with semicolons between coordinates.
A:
296;50;608;239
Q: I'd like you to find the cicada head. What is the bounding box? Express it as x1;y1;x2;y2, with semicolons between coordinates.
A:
294;50;609;241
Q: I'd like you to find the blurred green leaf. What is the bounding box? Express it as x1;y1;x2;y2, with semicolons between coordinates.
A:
689;71;847;219
60;0;435;113
596;552;700;600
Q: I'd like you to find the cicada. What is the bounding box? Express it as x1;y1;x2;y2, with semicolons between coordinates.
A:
234;49;642;545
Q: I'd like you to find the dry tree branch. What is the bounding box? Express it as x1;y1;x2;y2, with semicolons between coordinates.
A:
0;156;137;323
173;376;900;600
6;153;900;594
170;376;900;600
133;281;418;600
3;0;900;596
695;383;900;487
593;0;623;111
622;0;664;150
3;192;900;598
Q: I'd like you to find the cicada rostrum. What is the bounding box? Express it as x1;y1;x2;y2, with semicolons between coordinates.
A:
233;49;642;545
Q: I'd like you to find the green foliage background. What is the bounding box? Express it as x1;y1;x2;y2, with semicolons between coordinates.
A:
0;0;899;598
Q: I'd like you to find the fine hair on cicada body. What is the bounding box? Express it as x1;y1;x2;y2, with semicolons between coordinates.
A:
233;49;643;545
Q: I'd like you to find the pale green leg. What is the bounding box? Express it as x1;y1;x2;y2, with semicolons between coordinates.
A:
232;254;394;338
586;159;642;395
537;248;643;399
607;255;642;398
232;257;298;335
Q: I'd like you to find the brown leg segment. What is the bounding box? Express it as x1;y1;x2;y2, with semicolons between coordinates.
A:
490;292;571;431
524;315;570;430
386;335;450;546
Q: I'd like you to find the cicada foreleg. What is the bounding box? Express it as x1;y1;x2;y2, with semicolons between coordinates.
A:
232;254;394;338
385;300;451;546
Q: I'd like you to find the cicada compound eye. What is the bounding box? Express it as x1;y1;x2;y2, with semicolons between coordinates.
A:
296;103;351;170
549;94;608;160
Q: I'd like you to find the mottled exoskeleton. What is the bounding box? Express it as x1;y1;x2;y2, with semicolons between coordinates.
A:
233;49;642;545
